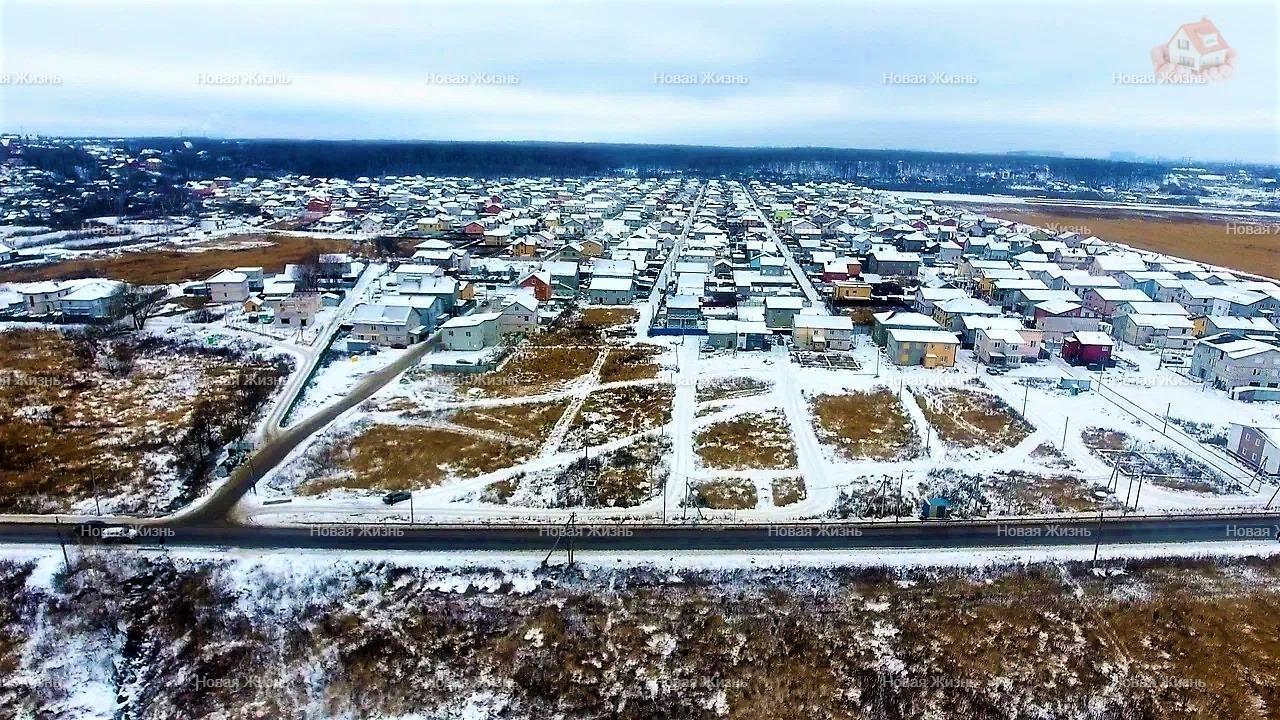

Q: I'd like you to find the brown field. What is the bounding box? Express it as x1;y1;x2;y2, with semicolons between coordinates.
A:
693;478;758;510
482;435;670;508
695;411;796;470
460;345;599;398
812;389;919;460
565;383;675;449
0;234;351;285
0;329;285;513
967;204;1280;279
913;388;1033;450
301;401;568;495
771;475;807;506
17;554;1280;718
580;307;638;327
598;344;664;384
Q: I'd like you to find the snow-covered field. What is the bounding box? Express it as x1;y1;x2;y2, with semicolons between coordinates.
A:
238;303;1280;526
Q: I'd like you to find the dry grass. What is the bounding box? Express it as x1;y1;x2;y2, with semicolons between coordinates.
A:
599;344;664;384
301;424;530;495
695;411;796;470
1081;427;1131;452
693;478;758;510
565;384;675;449
812;389;919;460
0;329;284;513
444;401;570;444
771;476;807;506
580;307;638;328
968;205;1280;279
0;234;350;284
913;388;1033;450
22;554;1280;718
695;377;771;404
460;345;599;398
302;401;568;495
483;435;670;508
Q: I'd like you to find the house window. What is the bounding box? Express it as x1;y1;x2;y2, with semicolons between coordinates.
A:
1178;38;1190;50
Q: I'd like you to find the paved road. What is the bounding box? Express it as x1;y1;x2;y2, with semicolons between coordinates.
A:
740;181;826;309
26;513;1280;552
648;182;707;308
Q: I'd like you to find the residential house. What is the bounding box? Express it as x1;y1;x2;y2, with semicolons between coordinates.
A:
885;328;959;367
1190;333;1280;390
207;269;250;303
1060;331;1114;366
350;303;422;347
872;311;944;346
764;296;806;330
440;312;501;351
1226;423;1280;476
587;277;634;305
792;314;854;351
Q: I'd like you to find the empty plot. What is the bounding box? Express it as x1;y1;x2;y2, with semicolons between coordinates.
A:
695;410;796;470
693;478;758;510
599;344;664;384
913;388;1033;450
695;377;772;404
565;383;675;449
812;389;920;461
460;345;599;398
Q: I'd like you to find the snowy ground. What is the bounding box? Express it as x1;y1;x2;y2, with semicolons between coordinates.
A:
237;312;1280;525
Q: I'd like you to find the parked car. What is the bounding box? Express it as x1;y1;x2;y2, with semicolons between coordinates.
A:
99;526;138;543
383;491;412;505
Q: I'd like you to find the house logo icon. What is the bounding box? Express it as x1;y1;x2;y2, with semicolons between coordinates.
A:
1151;17;1237;82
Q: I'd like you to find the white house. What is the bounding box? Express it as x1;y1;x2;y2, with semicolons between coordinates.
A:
588;277;634;305
207;269;251;303
440;312;501;351
350;303;421;347
58;279;126;320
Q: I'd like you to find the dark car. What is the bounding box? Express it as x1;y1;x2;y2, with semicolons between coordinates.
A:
382;491;413;505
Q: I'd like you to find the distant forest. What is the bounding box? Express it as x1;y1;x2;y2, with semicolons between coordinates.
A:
23;138;1184;189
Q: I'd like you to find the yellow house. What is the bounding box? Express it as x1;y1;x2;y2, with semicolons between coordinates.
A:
886;328;959;368
512;238;538;257
579;238;604;258
458;281;476;303
1191;315;1208;337
832;280;872;302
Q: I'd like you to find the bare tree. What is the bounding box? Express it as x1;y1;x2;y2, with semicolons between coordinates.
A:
121;286;165;331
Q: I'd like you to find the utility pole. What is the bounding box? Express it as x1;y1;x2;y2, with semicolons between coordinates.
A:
1061;417;1070;452
90;475;101;516
895;472;904;523
1161;402;1171;436
1092;500;1106;567
54;517;70;568
1021;383;1030;417
409;493;415;524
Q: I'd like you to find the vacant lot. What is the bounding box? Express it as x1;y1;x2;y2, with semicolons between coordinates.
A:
599;344;664;384
693;478;758;510
460;345;599;398
0;329;286;513
0;235;350;284
695;410;796;470
913;388;1033;450
581;307;638;328
968;204;1280;279
695;377;771;404
812;389;919;460
772;475;807;506
483;435;671;508
301;401;568;495
565;383;675;449
919;468;1115;517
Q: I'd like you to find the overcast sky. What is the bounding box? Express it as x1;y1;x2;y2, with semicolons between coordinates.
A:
1;0;1276;163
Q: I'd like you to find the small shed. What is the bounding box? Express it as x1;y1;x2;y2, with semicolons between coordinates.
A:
920;497;951;520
